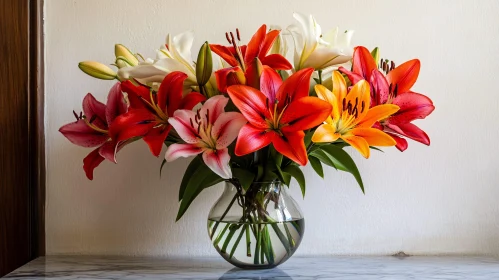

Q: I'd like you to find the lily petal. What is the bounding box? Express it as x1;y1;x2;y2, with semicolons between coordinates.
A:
202;148;232;179
357;104;400;128
386;59;420;94
260;66;282;105
82;93;107;129
227;85;271;129
59;120;108;148
352;46;377;82
165;143;204;162
121;80;150;109
169;110;200;144
200;95;229;125
387;132;409;151
275;68;314;107
212;112;247;149
178;91;206;111
345;80;371;122
109;109;156;143
235;125;274;156
342;134;370;158
387;122;430;146
83;147;105;180
350;127;396;146
389;92;435;124
210;45;239;67
105;82;127;125
245;24;267;66
259;29;280;57
273;131;308;166
312;123;340;143
338;66;364;85
98;140;118;163
369;69;390;106
157;71;187;115
259;54;292;70
143;125;172;157
281;96;332;132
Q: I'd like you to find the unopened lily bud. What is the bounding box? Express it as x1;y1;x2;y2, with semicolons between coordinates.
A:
78;61;117;80
196;41;213;86
371;47;380;67
114;44;138;66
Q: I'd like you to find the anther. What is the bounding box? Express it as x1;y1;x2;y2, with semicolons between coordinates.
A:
230;32;237;49
394;84;399;97
236;28;241;41
265;98;269;109
342;98;346;110
189;118;194;128
389;83;393;94
206;109;210;124
225;32;232;44
72;110;79;121
361;101;365;113
390;61;395;71
89;115;97;124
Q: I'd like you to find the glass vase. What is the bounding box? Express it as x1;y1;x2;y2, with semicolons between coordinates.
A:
207;181;304;269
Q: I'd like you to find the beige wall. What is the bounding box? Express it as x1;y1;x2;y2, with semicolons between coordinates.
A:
45;0;499;256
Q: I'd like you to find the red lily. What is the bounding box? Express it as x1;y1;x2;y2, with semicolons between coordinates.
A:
339;46;435;151
210;25;292;92
110;71;205;157
227;68;331;165
59;83;128;180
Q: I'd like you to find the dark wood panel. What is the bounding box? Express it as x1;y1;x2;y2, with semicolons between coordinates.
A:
0;0;44;276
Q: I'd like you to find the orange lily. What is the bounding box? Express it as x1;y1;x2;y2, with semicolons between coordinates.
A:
312;71;400;158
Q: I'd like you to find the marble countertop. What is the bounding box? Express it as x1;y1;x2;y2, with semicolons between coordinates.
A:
3;255;499;280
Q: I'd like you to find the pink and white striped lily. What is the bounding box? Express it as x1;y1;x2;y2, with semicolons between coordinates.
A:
165;96;247;179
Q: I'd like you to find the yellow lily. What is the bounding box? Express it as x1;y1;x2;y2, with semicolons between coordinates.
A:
312;71;400;158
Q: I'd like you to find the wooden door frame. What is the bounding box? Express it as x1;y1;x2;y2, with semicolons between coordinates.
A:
29;0;45;257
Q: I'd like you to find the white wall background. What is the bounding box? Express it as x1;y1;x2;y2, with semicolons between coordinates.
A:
45;0;499;256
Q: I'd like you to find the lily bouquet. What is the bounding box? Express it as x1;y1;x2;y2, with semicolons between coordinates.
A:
60;13;434;268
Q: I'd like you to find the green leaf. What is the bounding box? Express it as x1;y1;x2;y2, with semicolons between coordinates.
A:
370;146;384;153
309;156;324;178
304;130;314;148
320;145;364;193
178;156;203;201
282;165;306;197
176;162;223;221
160;159;167;177
232;168;255;191
310;149;336;168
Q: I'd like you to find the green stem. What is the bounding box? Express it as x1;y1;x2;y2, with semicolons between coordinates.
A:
229;225;246;259
318;70;323;84
210;193;238;240
254;224;262;265
245;224;251;257
221;224;238;253
213;223;230;247
283;222;296;248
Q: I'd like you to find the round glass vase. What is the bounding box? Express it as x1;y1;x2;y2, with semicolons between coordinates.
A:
207;181;304;269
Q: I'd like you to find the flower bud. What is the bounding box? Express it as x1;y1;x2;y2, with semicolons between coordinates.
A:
371;47;380;67
114;44;138;66
78;61;117;80
196;42;213;86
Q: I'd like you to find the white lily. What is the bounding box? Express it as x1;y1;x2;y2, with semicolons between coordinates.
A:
288;13;354;71
117;31;198;89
